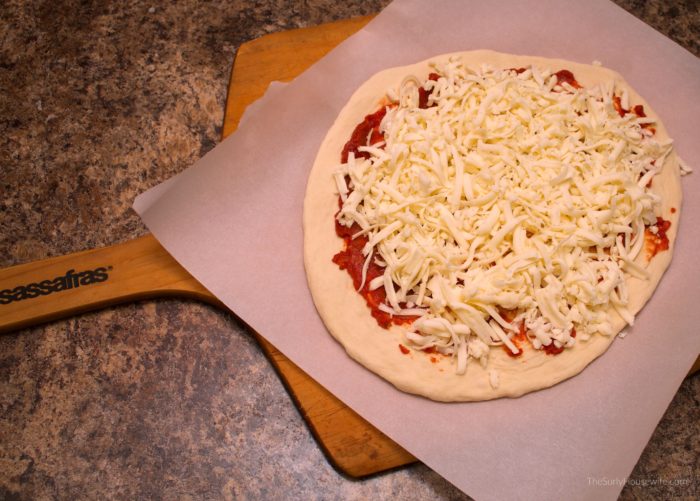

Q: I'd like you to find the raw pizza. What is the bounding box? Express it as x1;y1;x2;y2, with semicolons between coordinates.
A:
303;51;684;401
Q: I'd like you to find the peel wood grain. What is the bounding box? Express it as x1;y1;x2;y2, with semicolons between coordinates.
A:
1;15;697;478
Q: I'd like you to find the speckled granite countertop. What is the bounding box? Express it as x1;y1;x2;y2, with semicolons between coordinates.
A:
0;1;698;499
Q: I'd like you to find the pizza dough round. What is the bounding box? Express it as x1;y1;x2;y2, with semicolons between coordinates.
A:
303;51;682;402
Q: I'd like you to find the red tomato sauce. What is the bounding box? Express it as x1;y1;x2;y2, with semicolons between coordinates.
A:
422;345;445;363
333;220;392;328
542;329;576;356
332;220;420;328
334;104;423;328
418;72;440;109
612;96;656;134
341;107;387;163
644;217;671;259
554;70;582;89
502;320;576;357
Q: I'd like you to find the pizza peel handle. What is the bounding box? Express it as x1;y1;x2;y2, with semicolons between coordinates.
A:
0;234;222;334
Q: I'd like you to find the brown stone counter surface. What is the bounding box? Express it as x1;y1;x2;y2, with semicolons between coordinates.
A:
0;1;698;499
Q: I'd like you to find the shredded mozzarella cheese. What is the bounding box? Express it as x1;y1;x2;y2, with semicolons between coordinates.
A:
334;57;675;374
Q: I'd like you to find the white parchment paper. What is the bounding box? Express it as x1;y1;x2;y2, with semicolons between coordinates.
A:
134;1;700;499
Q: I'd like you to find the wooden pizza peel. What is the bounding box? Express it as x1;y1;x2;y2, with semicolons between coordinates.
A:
1;15;697;479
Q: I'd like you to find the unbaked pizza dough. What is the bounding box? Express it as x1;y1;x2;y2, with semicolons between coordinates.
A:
303;51;682;402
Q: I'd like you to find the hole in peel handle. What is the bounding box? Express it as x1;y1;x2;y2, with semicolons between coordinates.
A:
0;234;220;334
